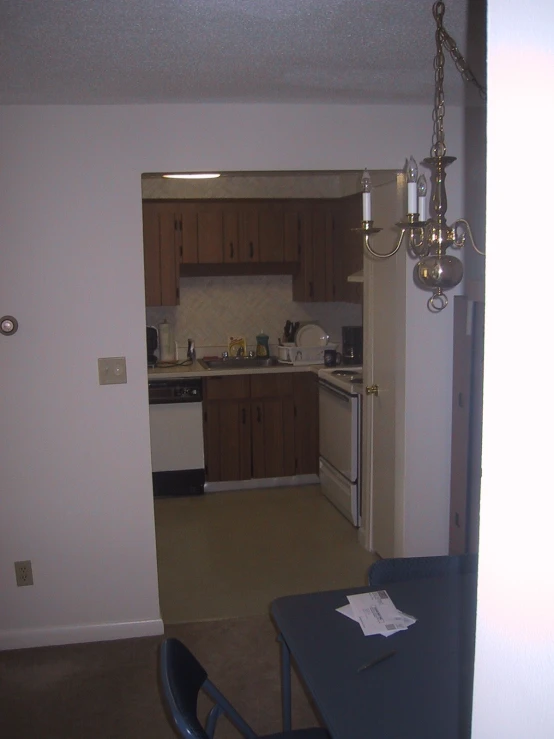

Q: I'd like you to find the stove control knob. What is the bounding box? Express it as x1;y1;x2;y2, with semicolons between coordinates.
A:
366;384;379;396
1;315;18;336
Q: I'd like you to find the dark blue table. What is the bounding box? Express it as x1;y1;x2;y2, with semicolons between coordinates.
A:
271;574;477;739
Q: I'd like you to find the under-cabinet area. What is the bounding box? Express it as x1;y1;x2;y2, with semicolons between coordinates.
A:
202;371;319;483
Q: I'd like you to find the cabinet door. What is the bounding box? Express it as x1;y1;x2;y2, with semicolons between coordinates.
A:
291;203;314;301
238;204;259;262
251;398;295;478
223;205;239;263
203;376;251;482
335;193;363;304
284;206;303;263
293;373;319;475
176;202;199;264
142;201;180;306
197;204;224;263
250;374;295;478
258;202;284;262
313;202;337;302
204;400;251;482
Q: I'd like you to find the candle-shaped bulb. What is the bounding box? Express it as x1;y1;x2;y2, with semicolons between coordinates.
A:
417;174;428;221
407;156;418;183
361;169;372;221
406;156;418;214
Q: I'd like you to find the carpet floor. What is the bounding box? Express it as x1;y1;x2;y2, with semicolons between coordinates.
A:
0;614;321;739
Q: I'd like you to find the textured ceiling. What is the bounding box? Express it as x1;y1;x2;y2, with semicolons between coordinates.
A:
1;0;471;106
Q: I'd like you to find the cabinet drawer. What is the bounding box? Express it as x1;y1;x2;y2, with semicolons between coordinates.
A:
203;375;250;400
250;373;294;398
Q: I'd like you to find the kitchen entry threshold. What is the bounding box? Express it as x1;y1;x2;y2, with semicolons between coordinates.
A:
204;474;319;494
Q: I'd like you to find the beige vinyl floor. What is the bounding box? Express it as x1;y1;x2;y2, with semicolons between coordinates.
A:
154;484;377;624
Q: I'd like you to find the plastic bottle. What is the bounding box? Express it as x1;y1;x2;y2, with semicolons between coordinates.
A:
256;331;270;357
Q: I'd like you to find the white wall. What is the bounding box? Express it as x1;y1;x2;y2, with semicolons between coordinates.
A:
472;1;554;735
0;103;463;648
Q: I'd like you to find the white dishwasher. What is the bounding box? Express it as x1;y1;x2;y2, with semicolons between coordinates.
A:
148;378;205;497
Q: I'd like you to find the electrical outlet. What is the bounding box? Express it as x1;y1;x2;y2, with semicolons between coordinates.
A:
14;560;34;587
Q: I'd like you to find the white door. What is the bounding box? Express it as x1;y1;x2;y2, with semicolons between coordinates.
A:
362;174;405;558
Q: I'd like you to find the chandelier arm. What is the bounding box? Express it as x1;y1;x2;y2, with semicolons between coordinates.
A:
453;218;486;256
364;230;404;260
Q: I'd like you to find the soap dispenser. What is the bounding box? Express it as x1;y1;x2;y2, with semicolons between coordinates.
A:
256;331;270;358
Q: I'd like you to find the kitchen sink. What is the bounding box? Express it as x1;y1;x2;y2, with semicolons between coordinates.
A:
198;357;278;370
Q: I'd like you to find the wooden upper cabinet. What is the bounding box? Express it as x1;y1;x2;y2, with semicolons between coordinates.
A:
197;204;225;263
142;201;180;306
258;202;285;262
334;194;363;304
292;200;337;303
222;205;239;263
283;206;304;263
177;202;199;264
238;203;259;262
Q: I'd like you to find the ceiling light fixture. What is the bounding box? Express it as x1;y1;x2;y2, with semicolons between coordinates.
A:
360;1;486;312
162;173;221;179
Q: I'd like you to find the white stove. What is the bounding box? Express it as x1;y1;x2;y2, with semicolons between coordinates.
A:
317;365;363;527
318;366;364;395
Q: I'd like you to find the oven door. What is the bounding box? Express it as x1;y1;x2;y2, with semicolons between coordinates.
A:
318;380;359;482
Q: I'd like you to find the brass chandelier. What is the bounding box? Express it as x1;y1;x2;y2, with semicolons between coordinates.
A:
360;1;486;312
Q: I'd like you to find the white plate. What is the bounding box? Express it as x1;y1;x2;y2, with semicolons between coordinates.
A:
295;323;328;347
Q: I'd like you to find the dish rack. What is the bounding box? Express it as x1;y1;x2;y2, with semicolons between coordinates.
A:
277;342;338;366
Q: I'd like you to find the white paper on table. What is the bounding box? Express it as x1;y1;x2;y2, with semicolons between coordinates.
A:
346;590;416;637
336;603;358;621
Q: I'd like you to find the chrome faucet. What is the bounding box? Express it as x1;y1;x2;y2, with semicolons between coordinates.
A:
187;339;196;362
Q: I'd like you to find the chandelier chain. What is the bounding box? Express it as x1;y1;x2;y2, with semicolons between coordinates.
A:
431;1;487;158
432;2;447;158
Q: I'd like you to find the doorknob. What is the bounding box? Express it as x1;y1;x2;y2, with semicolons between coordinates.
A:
366;384;379;396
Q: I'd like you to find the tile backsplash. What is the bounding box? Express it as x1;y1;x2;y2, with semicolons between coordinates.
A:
146;274;362;354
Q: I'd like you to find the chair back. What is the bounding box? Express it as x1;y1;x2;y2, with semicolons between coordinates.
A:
368;553;478;587
160;638;259;739
160;638;211;739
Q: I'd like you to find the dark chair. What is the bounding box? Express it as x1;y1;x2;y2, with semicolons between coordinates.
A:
368;553;478;588
159;637;330;739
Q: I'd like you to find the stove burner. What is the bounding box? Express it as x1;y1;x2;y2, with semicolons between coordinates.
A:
332;370;362;379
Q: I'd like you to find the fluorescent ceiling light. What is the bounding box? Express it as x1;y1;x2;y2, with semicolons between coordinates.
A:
162;173;221;179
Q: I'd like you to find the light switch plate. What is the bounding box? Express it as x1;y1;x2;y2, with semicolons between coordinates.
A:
98;356;127;385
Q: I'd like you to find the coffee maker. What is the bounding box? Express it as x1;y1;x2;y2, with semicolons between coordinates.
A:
341;325;363;366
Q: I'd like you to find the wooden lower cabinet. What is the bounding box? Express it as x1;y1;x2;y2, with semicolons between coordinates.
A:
202;376;251;482
292;372;320;475
251;374;295;479
203;372;319;483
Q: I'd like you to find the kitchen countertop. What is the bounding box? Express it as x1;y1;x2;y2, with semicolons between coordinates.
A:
148;360;322;381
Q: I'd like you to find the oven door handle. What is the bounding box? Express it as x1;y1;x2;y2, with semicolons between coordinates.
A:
319;380;352;403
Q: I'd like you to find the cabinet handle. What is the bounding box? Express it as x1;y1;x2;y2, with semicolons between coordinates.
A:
230;242;234;259
257;406;261;423
249;242;254;259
